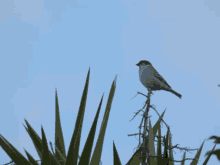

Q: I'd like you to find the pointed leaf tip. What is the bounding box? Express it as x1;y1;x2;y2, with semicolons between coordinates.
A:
114;74;118;85
115;74;118;80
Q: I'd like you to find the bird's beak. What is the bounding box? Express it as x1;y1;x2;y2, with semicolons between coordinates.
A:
136;63;139;66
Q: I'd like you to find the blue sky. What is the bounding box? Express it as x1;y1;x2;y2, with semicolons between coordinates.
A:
0;0;220;165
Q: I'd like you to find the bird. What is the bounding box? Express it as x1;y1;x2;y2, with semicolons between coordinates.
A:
136;60;182;99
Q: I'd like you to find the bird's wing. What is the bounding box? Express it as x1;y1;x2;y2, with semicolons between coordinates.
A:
150;65;171;88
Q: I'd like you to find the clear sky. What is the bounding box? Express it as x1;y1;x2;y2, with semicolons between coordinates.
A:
0;0;220;165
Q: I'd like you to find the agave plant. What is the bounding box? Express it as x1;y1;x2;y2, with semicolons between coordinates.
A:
0;68;123;165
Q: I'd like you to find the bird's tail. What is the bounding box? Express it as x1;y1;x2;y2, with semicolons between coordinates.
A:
169;89;182;99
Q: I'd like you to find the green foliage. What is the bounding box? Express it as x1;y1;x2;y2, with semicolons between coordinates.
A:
0;67;218;165
0;68;119;165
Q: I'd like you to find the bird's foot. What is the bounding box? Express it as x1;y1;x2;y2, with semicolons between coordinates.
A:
148;90;153;96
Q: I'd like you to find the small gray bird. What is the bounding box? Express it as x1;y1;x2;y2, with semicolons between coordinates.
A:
136;60;182;99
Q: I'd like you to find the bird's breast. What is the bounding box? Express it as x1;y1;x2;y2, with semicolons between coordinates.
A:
139;66;154;84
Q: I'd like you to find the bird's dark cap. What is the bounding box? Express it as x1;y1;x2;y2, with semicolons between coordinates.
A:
136;60;151;66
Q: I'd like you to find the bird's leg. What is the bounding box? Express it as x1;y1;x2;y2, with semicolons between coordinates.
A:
144;89;152;104
147;89;153;96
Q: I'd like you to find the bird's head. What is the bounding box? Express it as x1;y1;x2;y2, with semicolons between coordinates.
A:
136;60;152;66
